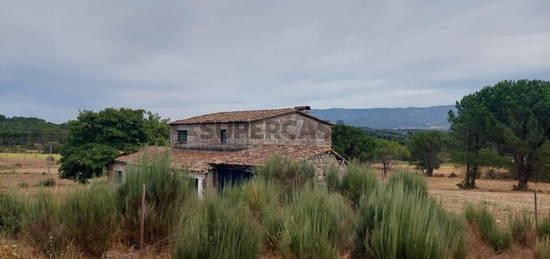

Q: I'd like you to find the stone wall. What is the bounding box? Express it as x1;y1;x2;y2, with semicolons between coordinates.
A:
305;152;346;182
248;112;332;147
107;160;208;197
171;122;250;150
170;111;332;150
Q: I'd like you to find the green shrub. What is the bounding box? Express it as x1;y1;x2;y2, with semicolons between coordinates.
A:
536;238;550;259
464;204;512;253
173;196;260;259
59;184;118;256
17;182;29;188
340;163;377;205
280;186;354;259
253;156;315;193
34;178;56;187
356;182;466;259
0;193;26;236
387;170;427;196
508;210;534;246
117;150;196;246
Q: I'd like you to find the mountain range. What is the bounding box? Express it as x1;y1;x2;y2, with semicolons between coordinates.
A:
310;105;456;130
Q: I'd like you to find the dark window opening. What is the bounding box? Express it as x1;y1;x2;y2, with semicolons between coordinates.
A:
115;170;123;183
220;129;227;144
178;130;188;143
215;165;252;191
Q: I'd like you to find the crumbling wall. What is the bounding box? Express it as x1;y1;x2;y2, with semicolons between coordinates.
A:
305;152;346;183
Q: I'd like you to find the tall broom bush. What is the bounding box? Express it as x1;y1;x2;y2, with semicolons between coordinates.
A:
59;184;118;256
280;186;354;259
356;176;466;259
117;150;196;245
173;195;260;259
387;170;427;196
253;156;315;195
223;177;285;249
339;162;378;206
0;193;26;236
22;193;66;256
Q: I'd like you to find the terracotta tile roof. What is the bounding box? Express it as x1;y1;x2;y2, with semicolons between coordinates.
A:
114;146;227;172
169;107;333;125
213;145;336;167
114;145;343;173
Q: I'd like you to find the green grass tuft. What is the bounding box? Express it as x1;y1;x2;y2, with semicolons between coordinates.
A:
536;238;550;259
464;204;512;253
508;210;534;246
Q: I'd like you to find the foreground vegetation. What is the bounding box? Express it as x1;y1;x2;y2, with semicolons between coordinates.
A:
2;153;550;258
0;153;466;258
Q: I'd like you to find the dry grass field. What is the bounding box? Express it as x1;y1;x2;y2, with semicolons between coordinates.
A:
372;162;550;224
0;154;547;258
0;152;105;196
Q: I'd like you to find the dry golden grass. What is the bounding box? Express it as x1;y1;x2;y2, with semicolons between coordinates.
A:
0;152;61;160
0;153;103;196
370;162;550;225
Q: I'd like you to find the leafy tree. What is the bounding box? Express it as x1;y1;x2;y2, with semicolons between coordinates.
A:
373;139;409;178
449;80;550;190
332;124;376;162
59;108;169;182
447;96;491;188
59;144;119;181
408;131;448;176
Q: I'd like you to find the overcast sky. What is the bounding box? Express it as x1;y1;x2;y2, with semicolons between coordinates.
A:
1;0;549;123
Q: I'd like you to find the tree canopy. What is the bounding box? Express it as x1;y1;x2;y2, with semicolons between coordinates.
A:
0;115;67;150
408;130;448;176
449;80;550;190
373;139;409;178
59;108;169;182
331;124;377;162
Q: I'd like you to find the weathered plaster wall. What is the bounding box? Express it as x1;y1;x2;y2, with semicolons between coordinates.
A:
106;161;127;184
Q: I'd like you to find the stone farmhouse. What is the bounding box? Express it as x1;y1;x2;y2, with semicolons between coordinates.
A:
107;106;346;195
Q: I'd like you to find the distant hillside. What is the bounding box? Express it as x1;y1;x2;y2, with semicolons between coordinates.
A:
0;114;67;151
311;105;456;130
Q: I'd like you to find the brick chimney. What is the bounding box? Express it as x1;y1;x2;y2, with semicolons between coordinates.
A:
294;106;311;112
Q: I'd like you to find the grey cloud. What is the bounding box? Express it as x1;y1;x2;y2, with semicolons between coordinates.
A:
1;0;549;122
